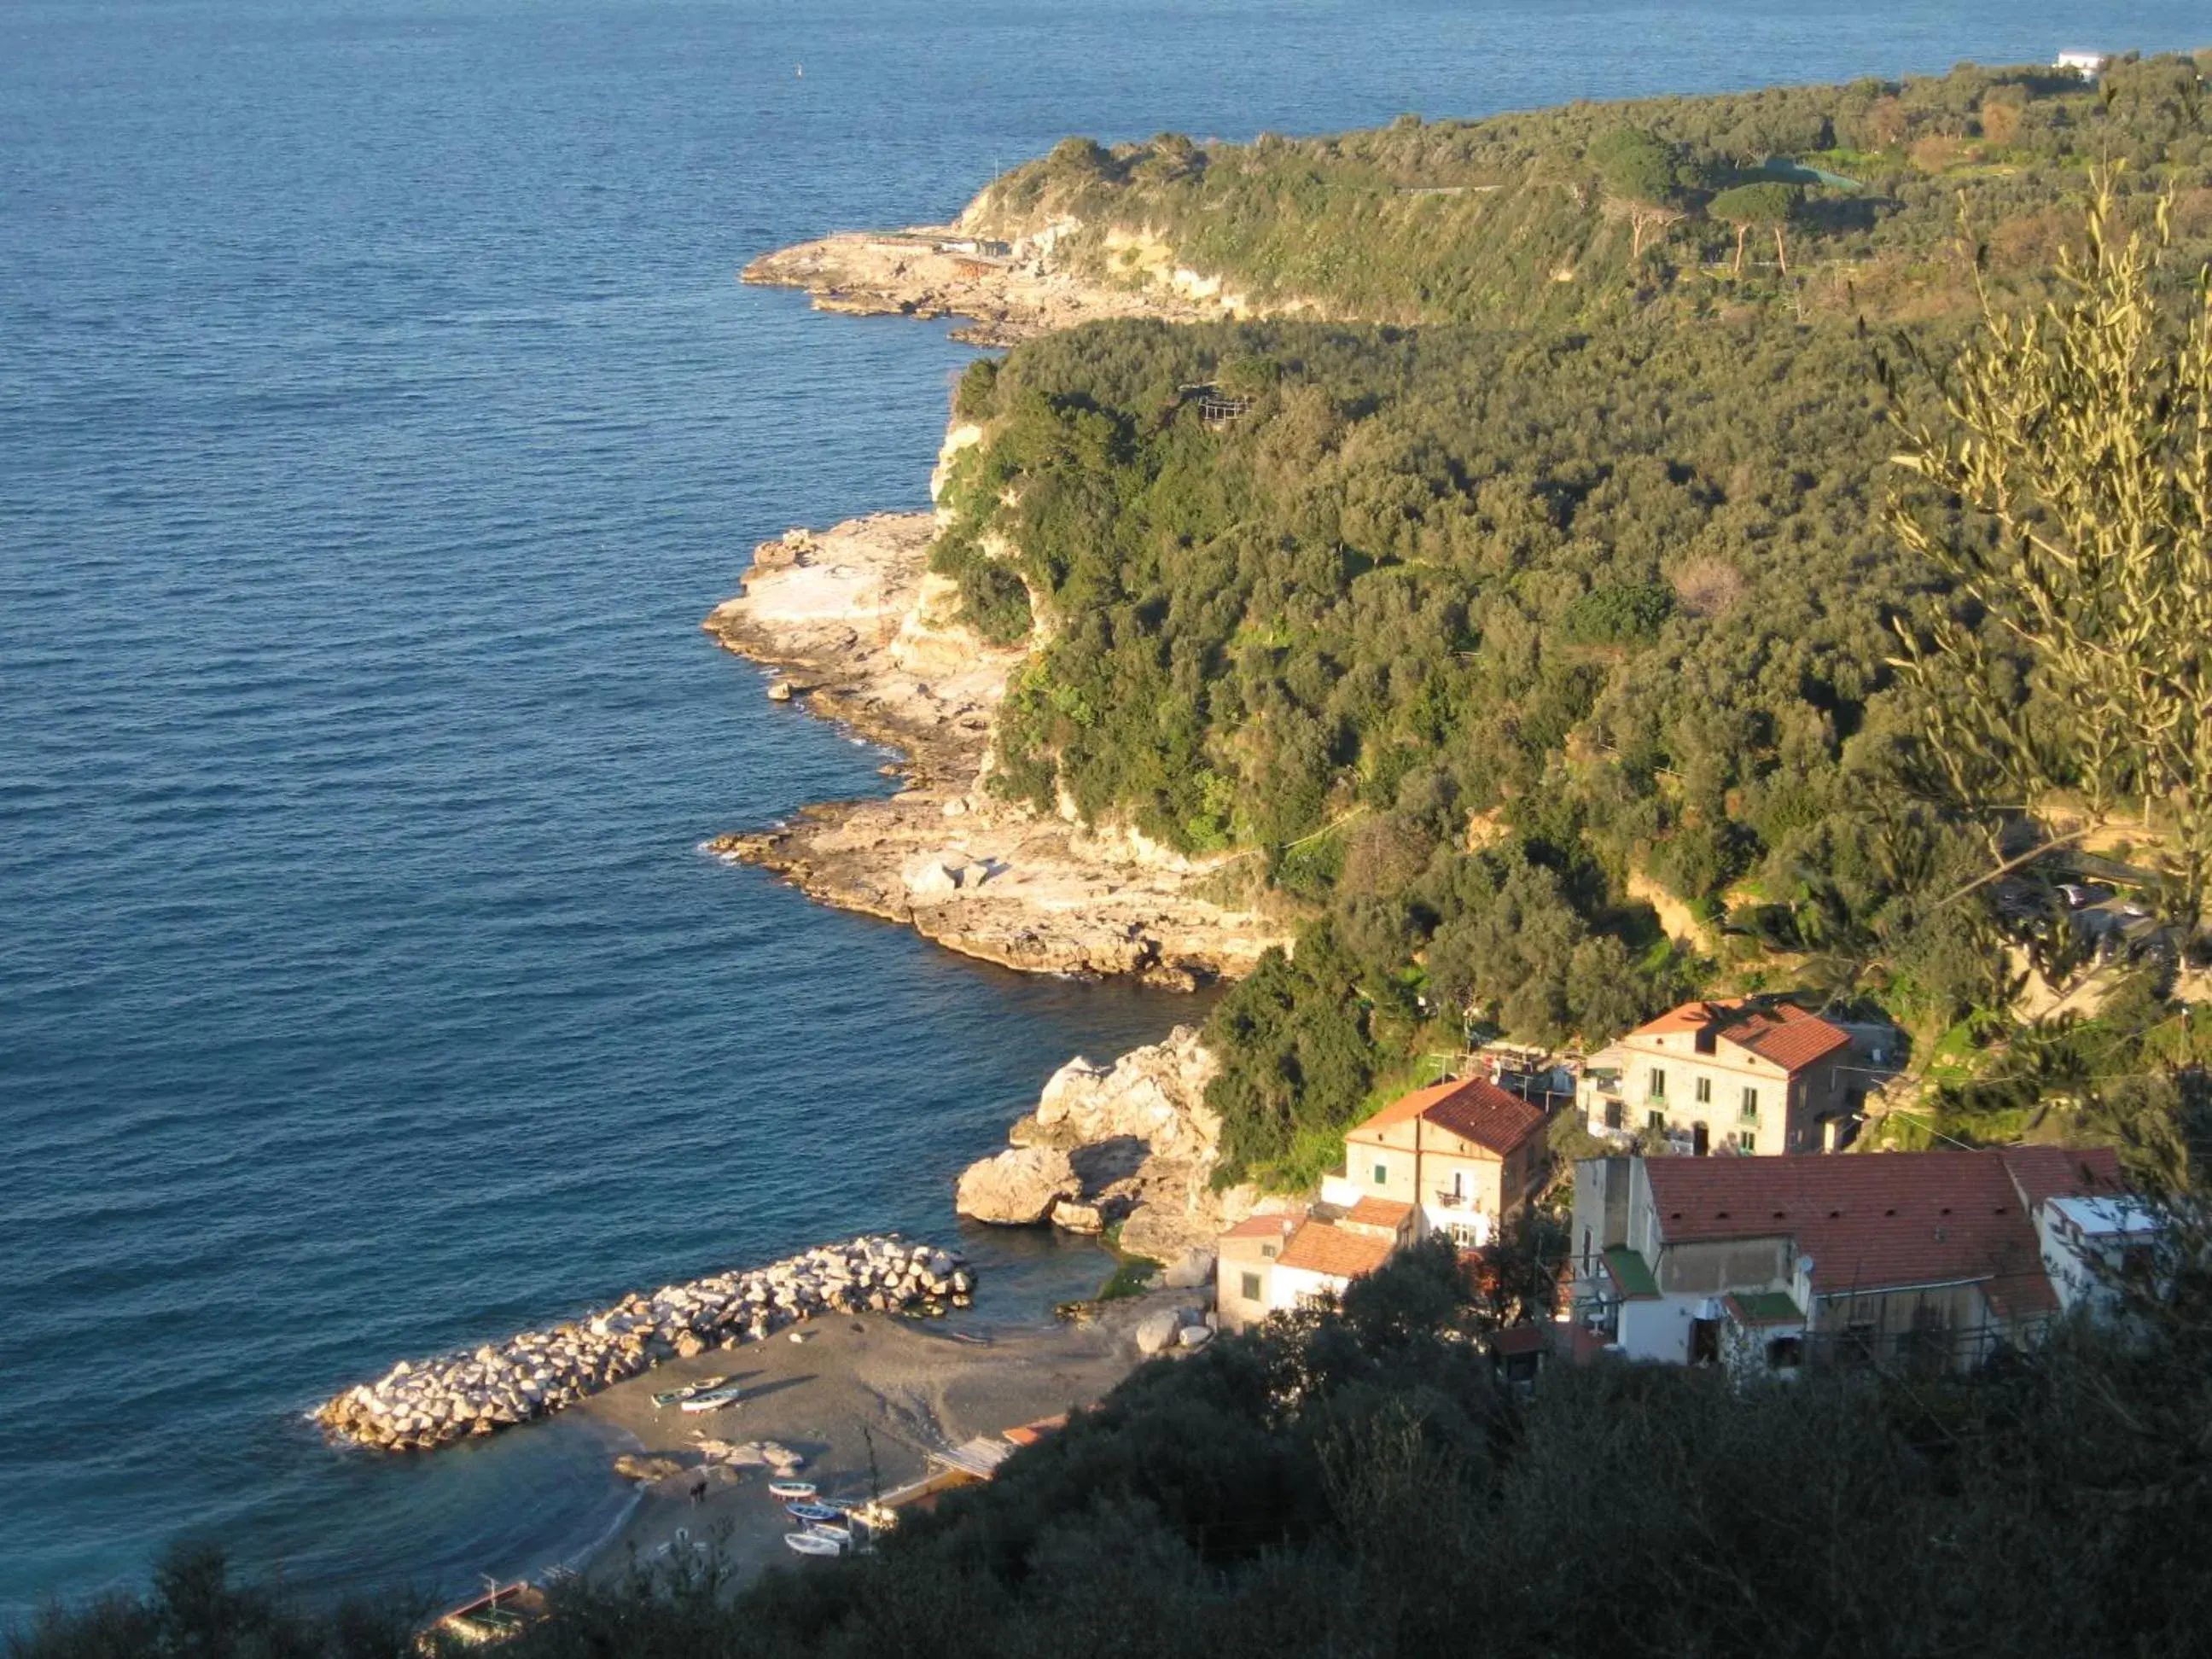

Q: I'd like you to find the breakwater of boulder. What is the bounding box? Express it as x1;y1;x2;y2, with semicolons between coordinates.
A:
315;1236;973;1452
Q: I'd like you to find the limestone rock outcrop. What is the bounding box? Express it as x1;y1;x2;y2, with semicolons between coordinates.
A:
954;1146;1081;1225
701;434;1289;988
955;1027;1254;1257
740;223;1244;348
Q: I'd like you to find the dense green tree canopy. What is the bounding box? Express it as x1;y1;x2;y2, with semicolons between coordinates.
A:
970;55;2212;326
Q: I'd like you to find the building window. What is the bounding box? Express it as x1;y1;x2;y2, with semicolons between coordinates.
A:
1260;1243;1277;1260
1372;1161;1388;1187
1740;1086;1759;1123
1604;1099;1623;1131
1649;1068;1667;1100
1695;1076;1712;1104
1647;1109;1666;1133
1738;1131;1755;1153
1240;1272;1262;1302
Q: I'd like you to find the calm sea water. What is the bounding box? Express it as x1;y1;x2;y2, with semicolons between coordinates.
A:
3;0;2201;1621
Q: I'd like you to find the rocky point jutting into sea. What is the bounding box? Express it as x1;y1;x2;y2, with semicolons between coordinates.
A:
741;218;1246;347
701;428;1289;988
953;1023;1254;1267
315;1236;970;1452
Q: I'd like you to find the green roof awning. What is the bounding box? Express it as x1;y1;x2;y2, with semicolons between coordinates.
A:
1725;1291;1804;1327
1603;1245;1660;1301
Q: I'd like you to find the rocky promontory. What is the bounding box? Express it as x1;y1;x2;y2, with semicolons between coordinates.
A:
315;1236;969;1452
956;1026;1253;1265
701;439;1287;986
742;222;1239;346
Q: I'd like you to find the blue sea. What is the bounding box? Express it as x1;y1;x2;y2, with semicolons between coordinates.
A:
2;0;2201;1622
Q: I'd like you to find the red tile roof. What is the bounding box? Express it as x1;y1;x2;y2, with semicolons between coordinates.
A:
1342;1196;1414;1231
1353;1074;1545;1155
2000;1144;2125;1212
1277;1220;1397;1280
1222;1212;1302;1241
1629;998;1849;1074
1643;1148;2122;1310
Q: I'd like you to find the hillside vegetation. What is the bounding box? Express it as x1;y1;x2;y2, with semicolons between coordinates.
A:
971;55;2212;327
935;316;1997;1175
929;59;2212;1183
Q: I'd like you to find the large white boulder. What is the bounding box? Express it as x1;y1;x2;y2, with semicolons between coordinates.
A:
954;1146;1080;1225
1133;1309;1184;1355
902;851;969;897
1161;1247;1217;1290
1030;1026;1220;1157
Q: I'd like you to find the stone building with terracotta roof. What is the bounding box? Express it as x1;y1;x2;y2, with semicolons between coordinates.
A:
1569;1147;2130;1374
1320;1074;1551;1246
1578;998;1854;1155
1214;1199;1414;1332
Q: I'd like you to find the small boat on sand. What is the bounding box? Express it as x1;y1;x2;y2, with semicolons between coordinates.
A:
783;1530;845;1557
652;1375;729;1408
767;1479;817;1500
419;1580;546;1650
678;1382;748;1413
785;1500;841;1523
806;1522;856;1548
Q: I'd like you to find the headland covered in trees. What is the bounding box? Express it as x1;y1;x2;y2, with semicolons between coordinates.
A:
23;50;2212;1657
742;52;2212;1185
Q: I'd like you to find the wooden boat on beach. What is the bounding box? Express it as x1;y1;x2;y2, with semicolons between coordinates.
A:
783;1529;845;1557
651;1375;729;1408
785;1500;841;1522
418;1580;546;1650
767;1478;817;1500
677;1381;748;1413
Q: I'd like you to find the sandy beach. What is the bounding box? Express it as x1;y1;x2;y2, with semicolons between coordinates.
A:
577;1291;1185;1584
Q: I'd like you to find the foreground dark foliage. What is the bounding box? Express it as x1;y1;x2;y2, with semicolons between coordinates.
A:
5;1544;416;1659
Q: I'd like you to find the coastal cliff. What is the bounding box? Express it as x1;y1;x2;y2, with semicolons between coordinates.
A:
702;434;1286;987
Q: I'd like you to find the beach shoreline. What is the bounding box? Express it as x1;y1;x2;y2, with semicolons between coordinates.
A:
574;1292;1184;1585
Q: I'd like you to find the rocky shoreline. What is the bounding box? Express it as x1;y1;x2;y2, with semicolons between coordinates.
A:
955;1025;1254;1266
314;1236;970;1452
700;447;1288;987
742;222;1238;346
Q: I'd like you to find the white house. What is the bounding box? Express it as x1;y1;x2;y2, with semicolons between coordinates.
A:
2038;1192;2163;1320
2054;50;2110;80
1214;1199;1413;1331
